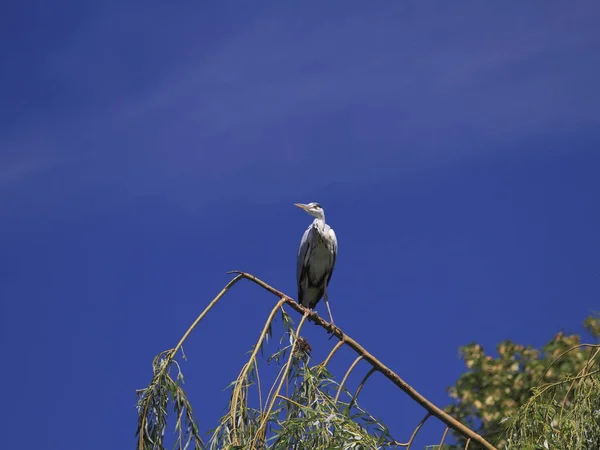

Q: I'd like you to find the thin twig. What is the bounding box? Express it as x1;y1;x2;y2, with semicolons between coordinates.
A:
255;360;264;413
230;297;287;443
538;343;600;383
321;340;344;367
171;274;245;359
438;426;450;448
533;368;600;400
348;367;377;412
251;312;310;449
264;352;295;419
334;355;364;404
406;413;431;450
276;393;306;410
555;346;600;422
137;275;244;450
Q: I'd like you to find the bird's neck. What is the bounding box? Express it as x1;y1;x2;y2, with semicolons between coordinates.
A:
312;217;326;230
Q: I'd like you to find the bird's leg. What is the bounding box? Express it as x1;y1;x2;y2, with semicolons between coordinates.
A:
323;286;335;331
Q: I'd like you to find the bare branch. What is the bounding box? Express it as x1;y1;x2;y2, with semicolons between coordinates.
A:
348;366;377;412
334;355;364;404
406;413;431;450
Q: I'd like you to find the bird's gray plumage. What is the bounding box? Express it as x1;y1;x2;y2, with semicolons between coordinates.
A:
294;203;338;317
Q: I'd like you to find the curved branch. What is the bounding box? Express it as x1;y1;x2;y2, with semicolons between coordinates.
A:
171;274;245;358
321;340;344;367
230;297;287;442
438;426;450;448
229;271;497;450
348;367;377;412
334;355;364;404
252;312;310;449
137;274;244;450
406;413;431;450
538;343;600;383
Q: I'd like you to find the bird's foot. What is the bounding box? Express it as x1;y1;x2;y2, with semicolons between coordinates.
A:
326;321;338;339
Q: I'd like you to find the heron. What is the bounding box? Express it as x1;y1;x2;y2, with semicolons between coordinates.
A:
294;202;338;326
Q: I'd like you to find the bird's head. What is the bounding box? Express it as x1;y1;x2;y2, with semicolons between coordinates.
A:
294;202;325;220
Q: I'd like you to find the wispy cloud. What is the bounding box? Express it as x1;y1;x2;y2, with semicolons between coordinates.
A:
1;1;598;216
0;158;48;186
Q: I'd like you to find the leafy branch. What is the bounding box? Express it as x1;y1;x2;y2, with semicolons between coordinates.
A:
136;271;496;450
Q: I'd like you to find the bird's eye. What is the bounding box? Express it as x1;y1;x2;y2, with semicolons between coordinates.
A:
314;203;321;209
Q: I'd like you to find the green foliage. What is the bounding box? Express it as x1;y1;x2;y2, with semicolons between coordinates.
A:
135;274;494;450
503;364;600;449
136;350;205;450
136;305;409;450
446;314;600;448
136;271;600;449
206;309;400;449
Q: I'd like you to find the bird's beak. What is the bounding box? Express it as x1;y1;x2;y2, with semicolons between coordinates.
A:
294;203;309;211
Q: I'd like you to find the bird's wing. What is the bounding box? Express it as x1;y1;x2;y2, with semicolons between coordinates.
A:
296;226;312;284
326;227;338;284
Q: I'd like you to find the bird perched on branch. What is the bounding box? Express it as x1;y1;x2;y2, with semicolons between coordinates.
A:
294;202;338;326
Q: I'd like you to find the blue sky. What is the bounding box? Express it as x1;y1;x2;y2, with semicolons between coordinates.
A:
1;1;599;448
